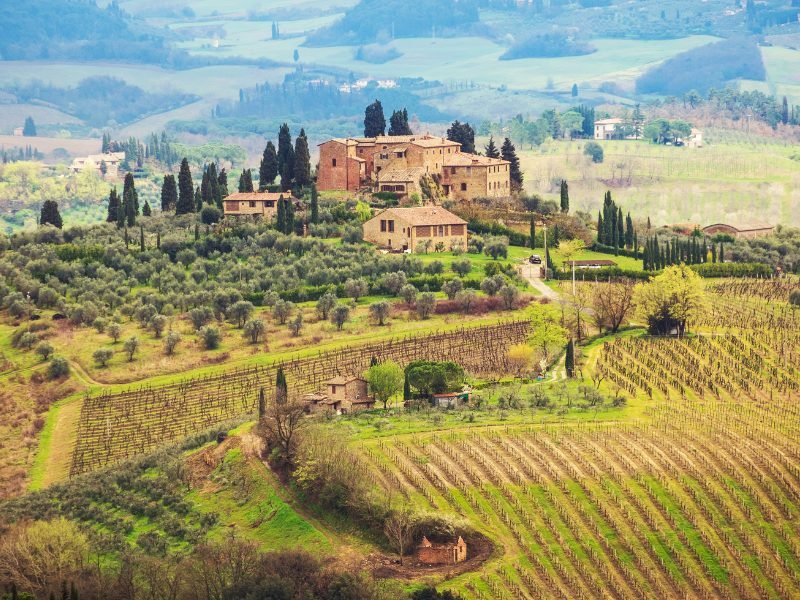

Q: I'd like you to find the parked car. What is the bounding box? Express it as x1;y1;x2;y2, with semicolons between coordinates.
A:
529;255;542;264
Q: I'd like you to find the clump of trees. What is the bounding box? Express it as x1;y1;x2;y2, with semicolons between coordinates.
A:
634;264;706;336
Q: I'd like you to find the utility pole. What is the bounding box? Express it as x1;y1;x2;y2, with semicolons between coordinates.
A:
572;259;576;296
543;225;548;281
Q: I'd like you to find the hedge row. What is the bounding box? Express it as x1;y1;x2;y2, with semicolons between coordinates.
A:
468;220;530;247
591;242;640;259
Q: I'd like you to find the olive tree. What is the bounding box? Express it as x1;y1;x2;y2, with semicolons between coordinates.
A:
316;291;337;319
330;304;350;330
499;284;520;310
442;278;463;300
416;292;436;319
164;331;181;355
229;300;255;328
200;326;221;350
123;336;140;361
273;300;294;325
93;348;114;368
365;360;404;410
369;301;391;326
244;319;266;344
399;284;418;306
344;278;369;301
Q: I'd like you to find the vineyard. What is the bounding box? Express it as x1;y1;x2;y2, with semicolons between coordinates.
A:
364;401;800;599
360;279;800;598
69;320;531;476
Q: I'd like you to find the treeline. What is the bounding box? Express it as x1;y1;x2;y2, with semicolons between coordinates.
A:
305;0;480;46
8;77;197;128
483;105;597;147
0;146;44;164
215;77;446;123
636;37;765;96
500;33;596;60
104;131;180;170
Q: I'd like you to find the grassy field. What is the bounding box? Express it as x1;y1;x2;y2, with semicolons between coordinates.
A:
519;139;800;227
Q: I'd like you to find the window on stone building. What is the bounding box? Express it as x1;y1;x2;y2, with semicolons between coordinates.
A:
380;220;387;232
461;183;467;191
332;158;337;167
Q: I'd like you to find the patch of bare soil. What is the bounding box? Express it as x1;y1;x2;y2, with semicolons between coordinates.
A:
183;435;241;489
367;533;495;581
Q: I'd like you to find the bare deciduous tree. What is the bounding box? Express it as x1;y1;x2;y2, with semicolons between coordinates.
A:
383;508;418;565
592;279;637;334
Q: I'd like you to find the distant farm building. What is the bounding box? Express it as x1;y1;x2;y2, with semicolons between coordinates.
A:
12;127;24;137
363;206;467;253
223;192;299;219
417;536;468;565
303;375;374;414
564;259;617;270
317;134;510;200
702;223;774;239
594;118;624;140
70;152;125;178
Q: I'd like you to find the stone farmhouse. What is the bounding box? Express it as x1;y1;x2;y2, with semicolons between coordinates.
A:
317;134;510;201
417;536;468;565
70;152;126;178
223;192;299;219
303;375;374;414
363;206;467;253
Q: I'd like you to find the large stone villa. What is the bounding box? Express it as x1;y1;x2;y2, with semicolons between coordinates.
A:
317;134;511;201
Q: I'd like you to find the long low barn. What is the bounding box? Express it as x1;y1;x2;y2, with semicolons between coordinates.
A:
223;192;299;218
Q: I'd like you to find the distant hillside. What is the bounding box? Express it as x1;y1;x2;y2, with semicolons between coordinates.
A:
636;37;766;96
500;33;596;60
0;0;174;63
305;0;481;46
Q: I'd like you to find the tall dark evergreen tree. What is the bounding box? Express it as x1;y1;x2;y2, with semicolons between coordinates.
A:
485;136;499;158
501;137;523;192
161;174;177;212
277;124;295;192
560;180;569;213
259;141;279;190
447;120;476;154
195;186;202;212
565;339;575;377
142;200;151;217
782;96;790;125
107;187;120;223
625;213;634;249
293;129;312;189
122;172;137;227
364;100;386;137
530;217;536;249
40;200;62;229
176;158;194;214
310;183;319;224
22;116;36;137
139;226;145;251
200;170;213;205
217;168;229;204
597;211;604;245
238;169;254;193
276;365;288;404
388;108;412;135
276;197;286;233
617;207;624;249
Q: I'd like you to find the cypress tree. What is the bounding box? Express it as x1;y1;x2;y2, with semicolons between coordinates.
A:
719;243;724;263
403;373;411;401
711;243;717;263
176;158;194;214
633;232;638;259
258;387;266;419
245;169;254;192
122;172;137;227
310;183;319;224
485;136;500;158
501;137;523;192
275;365;288;404
161;174;177;212
70;581;78;600
201;169;213;205
259;141;278;190
616;207;624;249
208;163;220;205
238;170;247;193
156;231;161;250
293;128;312;189
285;197;295;234
643;242;650;271
218;168;228;203
40;200;63;229
388;108;412;135
142;200;151;217
363;100;386;137
107;187;120;223
447;120;476;154
277;123;294;189
625;213;634;248
22;116;37;137
565;340;575;378
195;186;202;212
597;211;604;244
560;180;569;213
552;224;560;247
139;226;145;251
276;197;285;233
530;217;536;248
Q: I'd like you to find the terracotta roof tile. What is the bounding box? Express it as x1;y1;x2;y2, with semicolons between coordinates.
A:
375;207;467;226
225;192;298;201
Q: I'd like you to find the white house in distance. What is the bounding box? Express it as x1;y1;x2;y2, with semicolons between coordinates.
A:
70;152;126;178
594;118;624;140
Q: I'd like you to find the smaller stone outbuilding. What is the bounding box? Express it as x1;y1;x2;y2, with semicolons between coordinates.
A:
362;206;467;253
223;192;299;219
303;376;374;414
417;536;467;565
702;223;774;239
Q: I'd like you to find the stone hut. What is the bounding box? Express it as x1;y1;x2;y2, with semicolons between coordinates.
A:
417;536;467;565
